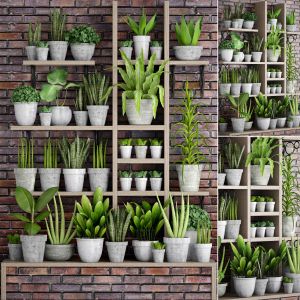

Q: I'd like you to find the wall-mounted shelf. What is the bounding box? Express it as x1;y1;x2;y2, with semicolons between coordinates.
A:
23;60;95;66
117;158;165;164
220;28;259;33
10;125;113;131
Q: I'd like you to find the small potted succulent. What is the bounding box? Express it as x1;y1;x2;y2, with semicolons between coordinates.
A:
224;194;241;240
256;196;266;212
250;223;256;238
219;117;228;133
26;22;41;60
149;170;162;191
7;233;22;261
265;221;275;237
218;153;226;186
243;11;256;29
119;40;133;59
283;276;293;294
218;241;229;297
222;6;232;29
276;69;282;78
268;7;281;28
134;170;148;191
255;221;267;238
119;138;133;159
150;139;163;159
36;41;49;61
232;3;244;29
287;10;297;32
152;242;165;263
219;67;231;96
250;196;257;212
119;170;133;191
39;106;52;126
219;39;234;62
74;87;88;126
134;138;148;159
250;35;264;62
150;41;163;60
194;222;212;263
265;196;275;212
266;28;282;62
255;93;272;130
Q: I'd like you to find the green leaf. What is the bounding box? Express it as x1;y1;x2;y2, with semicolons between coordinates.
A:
81;195;92;216
15;187;34;214
10;213;30;223
24;223;41;235
180;16;192;45
35;210;50;222
47;68;68;85
35;187;58;212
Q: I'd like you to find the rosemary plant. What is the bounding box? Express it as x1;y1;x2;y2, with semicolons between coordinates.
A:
43;139;58;169
18;138;34;168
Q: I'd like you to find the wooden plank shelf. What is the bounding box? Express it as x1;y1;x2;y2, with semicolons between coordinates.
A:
250;211;280;216
222;292;300;300
251;185;280;190
23;60;95;66
169;60;209;66
266;93;285;97
220;28;259;33
118;125;165;131
10;125;113;131
30;191;114;197
267;78;285;81
219;61;265;65
220;126;300;136
218;186;248;190
117;158;165;164
117;59;165;65
117;191;165;196
286;31;300;35
266;62;285;65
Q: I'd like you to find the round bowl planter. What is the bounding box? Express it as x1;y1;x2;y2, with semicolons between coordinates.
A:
152;249;165;263
265;227;275;237
224;169;243;186
256;202;266;212
45;244;74;261
51;106;72;126
134;177;147;191
243;21;255;29
219;123;228;133
14;168;37;192
250;202;257;212
38;168;61;191
220;49;234;62
218;173;226;186
218;283;228;298
126;99;153;125
76;238;104;263
231;117;245;133
233;277;256;298
269;118;278;129
219;83;231;96
88;168;110;192
256;117;271;130
14;102;38;126
74;111;88;126
8;243;23;261
40;112;52;126
132;240;156;262
251;165;271;186
63;168;86;192
241;83;252;94
150;177;162;191
230;83;241;96
120;146;132;159
267;49;281;62
250;227;257;238
150;47;163;60
120;177;132;191
251;52;263;62
48;41;68;61
256;227;266;238
150;146;162;159
284;282;294;294
174;46;203;61
184;230;197;261
87;105;109;126
244;121;253;131
133;35;150;59
106;241;128;263
26;46;36;60
36;47;49;61
254;278;268;296
282;216;296;237
134;145;148;159
225;220;241;240
70;43;95;60
119;46;133;60
217;220;227;240
266;201;275;212
287;25;297;32
163;237;190;263
277;117;286;128
194;243;212;263
291;115;300;127
176;164;203;192
20;235;47;263
266;276;282;293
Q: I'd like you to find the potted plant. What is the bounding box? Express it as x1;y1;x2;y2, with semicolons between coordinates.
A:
218;196;227;240
49;9;68;61
269;100;278;129
26;22;40;60
157;194;190;263
289;96;300;127
36;41;49;61
150;139;163;158
14;138;36;192
250;196;257;212
219;67;231;96
218;240;229;297
45;193;76;261
255;221;266;238
256;196;266;212
265;221;275;237
134;138;148;159
119;138;132;159
75;188;109;262
125;200;164;262
68;25;100;60
119;170;133;191
219;40;234;62
194;222;212;263
240;68;252;95
58;137;90;192
250;223;256;238
106;207;131;263
287;117;294;128
219;117;228;133
134;170;148;191
276;68;282;78
152;241;165;263
254;93;272;130
174;16;203;60
276;97;289;127
241;101;254;130
265;196;275;212
287;42;298;94
254;247;268;296
39;106;52;126
83;72;112;126
11;186;58;262
243;11;256;29
232;3;244;29
149;171;162;191
150;41;163;60
218;153;226;186
88;140;110;192
224;194;241;240
283;276;293;294
38;139;60;191
287;10;297;32
7;233;22;261
74;87;88;126
266;27;282;62
125;9;156;60
224;141;245;186
231;33;244;62
11;86;40;126
243;41;252;62
268;7;281;28
222;6;232;29
250;35;264;62
118;51;167;125
119;40;133;59
230;235;259;298
230;68;241;96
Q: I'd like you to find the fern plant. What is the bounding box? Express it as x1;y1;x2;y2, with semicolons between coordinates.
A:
93;140;107;169
18;138;34;168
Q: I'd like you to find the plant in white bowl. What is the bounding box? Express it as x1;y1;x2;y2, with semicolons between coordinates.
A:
119;170;133;191
119;40;133;60
250;35;264;63
73;87;88;126
254;93;272;130
265;221;275;237
243;11;256;29
232;3;244;28
219;67;231;96
150;138;163;159
287;10;297;32
119;138;133;159
286;239;300;293
149;170;162;191
152;241;165;263
289;96;300;127
266;27;283;62
265;196;275;212
219;39;234;62
224;194;241;240
35;41;49;61
250;196;257;212
7;233;22;261
267;7;281;29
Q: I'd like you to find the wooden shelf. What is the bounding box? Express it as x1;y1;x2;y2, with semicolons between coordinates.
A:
118;191;165;196
218;186;248;190
219;61;265;65
267;78;285;81
118;125;165;131
117;59;164;65
267;62;285;65
251;185;280;190
286;31;300;35
117;158;165;164
221;239;248;244
10;125;112;131
30;191;113;197
250;237;280;242
222;292;300;300
170;191;210;196
169;60;209;66
23;60;95;66
220;28;259;33
250;211;280;216
266;93;285;97
221;126;300;136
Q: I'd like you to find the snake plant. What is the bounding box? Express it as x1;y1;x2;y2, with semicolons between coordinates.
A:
93;140;107;169
28;22;41;46
75;87;87;111
224;141;245;169
218;238;229;284
50;8;67;41
18;138;34;168
226;194;238;220
286;238;300;273
196;222;211;244
289;96;299;116
43;139;58;169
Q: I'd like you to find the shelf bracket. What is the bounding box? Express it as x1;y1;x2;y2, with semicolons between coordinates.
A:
31;66;36;88
199;65;205;96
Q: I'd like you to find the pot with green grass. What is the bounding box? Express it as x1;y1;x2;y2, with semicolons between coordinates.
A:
224;194;241;240
276;97;289;128
219;117;228;133
287;10;297;32
36;41;49;61
243;12;256;29
150;41;163;60
194;222;212;263
256;221;266;238
152;242;165;263
231;33;245;62
268;7;281;29
265;221;275;237
254;247;268;296
119;139;132;159
150;139;163;158
74;87;88;126
134;138;148;159
241;68;252;95
174;16;203;60
119;40;133;59
255;93;272;130
222;6;231;29
218;239;230;297
106;207;131;263
7;233;22;261
219;40;234;62
287;43;298;94
88;140;110;192
58;137;90;192
218;153;226;186
269;100;278;129
250;196;257;212
283;277;293;294
251;35;264;62
39;106;52;126
39;139;60;191
232;4;244;28
266;27;282;62
218;196;227;240
119;171;132;191
289;96;300;127
229;68;241;97
149;171;162;191
75;189;109;262
134;171;148;191
26;22;40;60
219;67;231;96
265;196;275;212
241;101;254;130
11;187;58;262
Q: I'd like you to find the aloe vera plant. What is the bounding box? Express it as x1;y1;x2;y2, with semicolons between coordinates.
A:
224;141;245;169
43;139;58;169
289;96;299;116
18;138;34;168
93;140;107;169
287;10;296;25
50;8;67;41
28;22;41;46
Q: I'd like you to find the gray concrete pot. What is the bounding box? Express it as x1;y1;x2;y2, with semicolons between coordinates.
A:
150;146;162;158
150;177;162;191
150;47;163;60
223;20;231;29
266;276;282;293
233;277;256;298
276;87;282;94
219;83;231;96
254;278;268;296
256;117;270;130
277;117;286;128
134;145;147;159
185;230;197;261
36;47;49;61
106;241;128;263
219;123;228;133
220;49;234;62
48;41;68;61
133;35;150;60
74;111;88;126
225;220;241;240
45;244;74;261
251;52;263;62
70;43;95;60
266;202;275;212
120;146;132;159
218;173;226;186
8;243;23;261
51;106;72;126
120;177;132;191
243;21;254;29
132;240;156;262
224;169;243;186
126;99;153;125
267;49;281;62
218;283;227;298
251;165;271;186
163;237;190;263
76;238;104;263
39;112;52;126
176;164;203;192
88;168;110;192
233;18;244;28
14;168;37;192
152;249;165;263
119;47;133;60
231;118;245;133
39;168;61;191
87;105;109;126
276;72;282;78
194;243;212;263
244;54;252;62
250;227;256;238
242;83;252;94
217;221;227;240
250;202;257;212
134;178;147;191
282;216;296;237
256;227;266;237
287;80;297;94
265;227;275;237
269;118;278;129
231;84;241;96
63;168;86;192
287;25;297;32
231;20;239;29
244;121;253;131
20;235;47;263
256;202;266;212
269;19;277;28
174;46;203;61
283;282;294;294
270;71;276;78
291;115;300;127
288;121;294;128
14;102;38;126
26;46;36;60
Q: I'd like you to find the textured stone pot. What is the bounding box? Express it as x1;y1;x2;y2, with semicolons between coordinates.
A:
276;72;282;78
26;46;36;60
284;282;294;294
150;145;162;158
152;249;165;263
219;123;228;133
126;99;153;125
233;18;244;28
266;202;275;212
244;121;253;131
51;106;72;126
63;168;86;192
45;244;74;261
194;243;212;263
88;168;110;192
276;87;282;94
269;118;278;129
271;87;276;94
243;20;255;29
225;220;241;240
220;49;234;62
251;165;271;186
266;276;282;293
150;47;162;60
134;145;147;159
254;278;268;296
48;41;68;61
256;202;266;212
231;20;239;29
87;105;109;126
70;43;95;60
174;46;203;60
244;54;252;62
250;227;256;238
163;237;190;263
288;121;294;128
251;52;263;62
233;277;256;298
287;80;297;94
219;83;231;96
217;221;227;240
150;178;162;191
20;235;47;263
120;177;132;191
250;202;257;212
14;168;37;192
282;216;296;237
270;72;276;78
185;230;197;261
36;47;49;61
40;112;52;126
267;49;281;62
176;164;203;192
120;146;132;159
287;25;297;32
76;238;104;263
218;283;228;298
38;168;61;191
133;35;150;60
106;241;128;263
224;169;243;186
8;243;23;261
269;19;277;28
132;240;156;262
119;46;133;60
256;117;270;130
74;111;88;126
14;102;38;126
256;227;266;238
242;83;252;94
218;173;226;186
291;115;300;127
265;227;275;237
135;177;147;191
231;118;245;133
231;83;241;96
277;117;286;128
223;20;231;29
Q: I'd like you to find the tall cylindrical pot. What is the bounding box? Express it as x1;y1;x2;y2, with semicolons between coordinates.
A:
150;178;162;191
282;216;296;237
225;220;241;240
36;48;49;61
218;221;227;240
40;112;52;126
251;165;271;186
87;105;109;126
176;164;203;192
134;146;147;159
74;111;88;126
26;46;36;60
150;146;162;158
14;168;37;192
38;168;61;191
163;237;190;263
194;243;212;263
152;249;165;263
120;146;132;159
48;41;68;61
88;168;110;192
63;169;86;192
126;99;153;125
8;244;23;261
20;235;47;263
133;35;150;60
106;241;128;263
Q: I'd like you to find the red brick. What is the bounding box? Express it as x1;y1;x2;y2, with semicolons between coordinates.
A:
63;275;92;284
64;293;93;300
21;283;49;292
154;293;185;300
141;268;169;275
6;275;31;283
51;267;80;275
81;284;111;292
93;276;122;284
19;268;49;275
32;293;61;300
185;275;211;284
141;284;169;292
94;293;122;300
51;284;81;292
111;268;139;275
81;267;109;275
124;275;152;284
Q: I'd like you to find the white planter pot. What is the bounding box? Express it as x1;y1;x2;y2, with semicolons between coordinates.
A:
269;118;278;129
163;237;190;263
233;19;244;29
256;227;266;238
244;121;253;131
287;80;297;94
267;87;271;94
220;49;234;62
174;46;203;61
251;52;263;62
242;83;252;94
224;169;243;186
14;168;37;192
277;117;286;128
106;241;128;263
150;47;162;60
230;83;241;97
250;202;257;212
265;227;275;237
286;273;300;292
120;177;132;191
88;168;110;192
133;35;150;60
282;215;296;237
194;243;212;263
266;202;275;212
8;244;23;261
87;105;109;126
176;164;203;192
74;111;88;126
120;146;132;159
267;23;271;31
45;244;74;261
256;202;266;212
233;277;256;298
219;123;228;133
271;72;276;78
231;20;239;29
63;168;86;192
48;41;68;61
218;283;228;298
185;230;197;261
254;278;268;296
126;99;153;125
223;20;231;29
256;117;270;130
291;115;300;127
217;220;227;240
287;25;297;32
70;43;95;60
20;235;47;263
288;121;294;128
76;238;104;263
36;47;49;61
51;106;72;126
225;220;241;240
266;276;282;293
251;165;271;186
120;46;133;60
271;87;276;94
231;117;245;133
243;21;254;29
276;87;282;94
134;145;147;159
284;282;294;294
218;173;226;186
14;102;38;126
26;45;36;60
250;227;257;238
276;72;282;78
39;112;52;126
152;249;165;263
244;54;252;62
219;83;231;96
38;168;61;191
150;178;162;191
269;19;277;28
267;49;281;62
132;240;156;262
267;72;271;78
150;146;162;158
135;178;147;191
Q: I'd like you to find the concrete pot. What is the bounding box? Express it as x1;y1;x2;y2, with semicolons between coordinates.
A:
244;54;252;62
40;112;52;126
87;105;109;126
266;202;275;212
26;46;36;60
276;87;282;94
256;227;266;238
120;146;132;159
38;168;61;191
276;72;282;78
106;241;128;263
251;52;263;62
267;87;271;94
14;168;37;192
244;121;253;131
150;178;162;191
132;240;155;262
287;80;297;94
250;227;256;238
120;177;132;191
14;102;38;126
251;165;271;186
271;87;276;94
134;145;147;159
291;115;300;127
233;277;256;298
8;244;23;261
218;220;227;240
194;243;212;263
70;43;95;60
267;49;281;62
63;168;86;192
74;111;88;126
76;238;104;263
243;21;254;29
126;99;153;125
219;83;231;96
271;72;276;78
45;244;74;261
256;117;270;130
48;41;68;61
233;18;244;28
224;169;243;186
231;20;239;29
223;20;231;29
269;118;278;129
277;117;286;128
218;173;226;186
256;202;266;212
133;35;150;60
288;121;294;128
231;118;245;133
218;283;228;298
283;282;294;294
250;202;257;212
135;177;147;191
36;47;49;61
220;49;234;62
88;168;110;192
287;25;297;32
231;84;241;96
265;227;275;237
119;46;133;60
20;235;47;263
150;47;162;60
254;278;268;296
176;164;203;192
266;276;282;293
225;220;241;240
219;123;228;133
282;216;296;237
185;230;197;261
269;19;277;28
152;249;165;263
150;146;162;158
51;106;72;126
267;23;271;31
163;237;190;263
174;46;203;61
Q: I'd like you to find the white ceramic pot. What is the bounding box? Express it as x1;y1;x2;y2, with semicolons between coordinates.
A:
20;235;47;263
76;238;104;263
256;117;270;130
267;49;281;62
45;244;74;261
184;230;197;261
70;43;95;60
152;249;165;263
244;121;253;130
150;178;162;191
219;83;231;96
276;72;282;78
48;41;68;61
38;168;61;191
225;220;241;240
282;215;296;237
36;47;49;61
287;80;297;94
244;54;252;62
251;165;271;186
174;46;203;61
63;168;86;192
287;25;297;32
88;168;110;192
220;49;234;62
132;240;156;262
243;21;254;29
120;46;133;59
176;164;203;192
233;277;256;298
218;173;226;186
233;19;244;29
39;112;52;126
120;177;132;191
51;106;72;126
150;145;162;158
134;145;147;159
265;227;275;237
126;99;153;125
8;243;23;261
242;83;252;94
231;117;245;133
133;35;150;60
134;177;147;191
256;202;266;212
150;47;162;60
291;115;300;127
194;243;212;263
269;19;277;28
250;202;257;212
217;220;227;240
14;102;38;126
277;117;286;128
251;52;263;62
286;273;300;292
266;202;275;212
218;283;228;298
269;118;277;129
224;169;243;186
284;282;294;294
219;123;228;133
14;168;37;192
254;278;268;296
256;227;266;238
223;20;231;29
120;146;132;159
231;83;241;97
250;227;257;238
87;105;109;126
26;46;36;60
106;241;128;263
163;237;190;263
266;276;282;293
74;111;88;126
